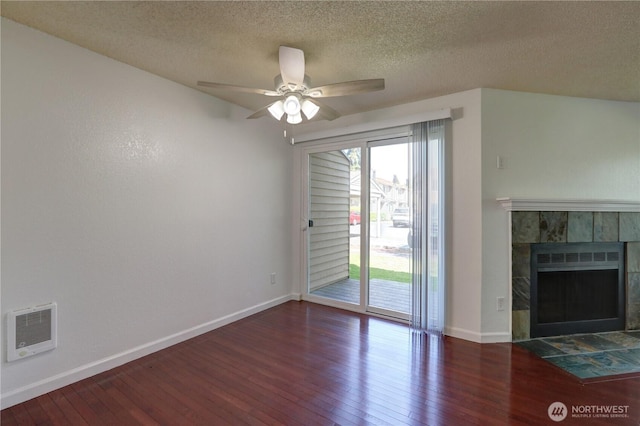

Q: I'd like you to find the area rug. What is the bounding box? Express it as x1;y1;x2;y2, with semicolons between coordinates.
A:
517;331;640;382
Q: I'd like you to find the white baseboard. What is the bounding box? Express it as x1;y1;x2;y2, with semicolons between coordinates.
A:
445;326;512;344
478;332;512;343
1;294;298;409
445;326;482;343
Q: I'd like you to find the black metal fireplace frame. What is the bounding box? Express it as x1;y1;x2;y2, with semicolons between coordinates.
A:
530;242;625;338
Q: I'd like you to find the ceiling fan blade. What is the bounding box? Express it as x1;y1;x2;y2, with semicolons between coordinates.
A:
307;79;385;98
246;102;278;119
279;46;305;86
311;99;341;121
197;81;279;96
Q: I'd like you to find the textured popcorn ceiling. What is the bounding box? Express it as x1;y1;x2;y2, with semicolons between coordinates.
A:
2;1;639;118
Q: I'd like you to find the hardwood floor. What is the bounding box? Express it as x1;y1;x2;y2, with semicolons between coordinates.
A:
2;301;639;425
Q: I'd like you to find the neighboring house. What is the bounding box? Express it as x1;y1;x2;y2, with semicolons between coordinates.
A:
372;173;408;217
350;171;405;221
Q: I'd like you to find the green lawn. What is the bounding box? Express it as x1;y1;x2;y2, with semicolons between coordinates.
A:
349;263;411;283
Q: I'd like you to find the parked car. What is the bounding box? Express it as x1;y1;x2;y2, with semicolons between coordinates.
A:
392;208;410;227
349;211;361;225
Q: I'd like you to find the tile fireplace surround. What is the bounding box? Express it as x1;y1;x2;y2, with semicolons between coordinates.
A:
498;199;640;341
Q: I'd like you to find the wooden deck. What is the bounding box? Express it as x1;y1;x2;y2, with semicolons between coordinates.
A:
3;301;639;425
310;278;411;313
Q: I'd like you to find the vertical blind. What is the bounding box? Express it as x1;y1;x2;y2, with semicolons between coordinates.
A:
410;120;446;335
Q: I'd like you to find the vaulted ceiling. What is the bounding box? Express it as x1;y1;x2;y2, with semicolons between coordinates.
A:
2;1;639;120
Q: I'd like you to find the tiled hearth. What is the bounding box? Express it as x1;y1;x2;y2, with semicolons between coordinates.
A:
506;207;640;341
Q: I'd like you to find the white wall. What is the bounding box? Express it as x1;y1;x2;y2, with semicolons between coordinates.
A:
480;89;640;339
294;89;485;343
1;19;293;407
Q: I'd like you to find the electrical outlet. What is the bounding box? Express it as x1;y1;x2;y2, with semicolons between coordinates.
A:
497;296;506;311
270;272;276;285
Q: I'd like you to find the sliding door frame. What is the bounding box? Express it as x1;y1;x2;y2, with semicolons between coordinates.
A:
365;137;412;321
299;130;413;320
301;139;369;314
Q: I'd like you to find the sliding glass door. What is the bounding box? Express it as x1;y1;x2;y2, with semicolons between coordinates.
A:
305;138;412;319
367;140;412;319
307;147;362;306
303;122;446;327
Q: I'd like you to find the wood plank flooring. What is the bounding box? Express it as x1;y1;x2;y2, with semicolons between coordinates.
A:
2;301;639;425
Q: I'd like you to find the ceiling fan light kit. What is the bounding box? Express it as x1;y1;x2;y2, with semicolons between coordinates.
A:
301;99;320;120
197;45;385;136
283;95;301;116
287;113;303;125
267;100;285;120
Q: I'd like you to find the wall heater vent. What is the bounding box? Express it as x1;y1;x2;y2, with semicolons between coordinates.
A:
7;302;57;362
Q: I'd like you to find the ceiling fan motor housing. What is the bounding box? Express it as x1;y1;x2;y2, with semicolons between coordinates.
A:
274;74;312;96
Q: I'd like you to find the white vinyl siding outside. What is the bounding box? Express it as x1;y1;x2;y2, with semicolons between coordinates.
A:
308;151;351;291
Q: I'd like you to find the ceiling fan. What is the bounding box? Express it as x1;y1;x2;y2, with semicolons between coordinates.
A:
197;46;385;125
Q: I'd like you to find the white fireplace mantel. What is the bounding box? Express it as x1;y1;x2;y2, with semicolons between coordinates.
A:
497;198;640;212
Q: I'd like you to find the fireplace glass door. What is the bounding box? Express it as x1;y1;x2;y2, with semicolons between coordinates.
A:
537;269;619;323
530;242;625;338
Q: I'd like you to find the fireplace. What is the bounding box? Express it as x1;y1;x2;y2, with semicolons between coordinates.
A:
530;242;625;338
499;201;640;342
